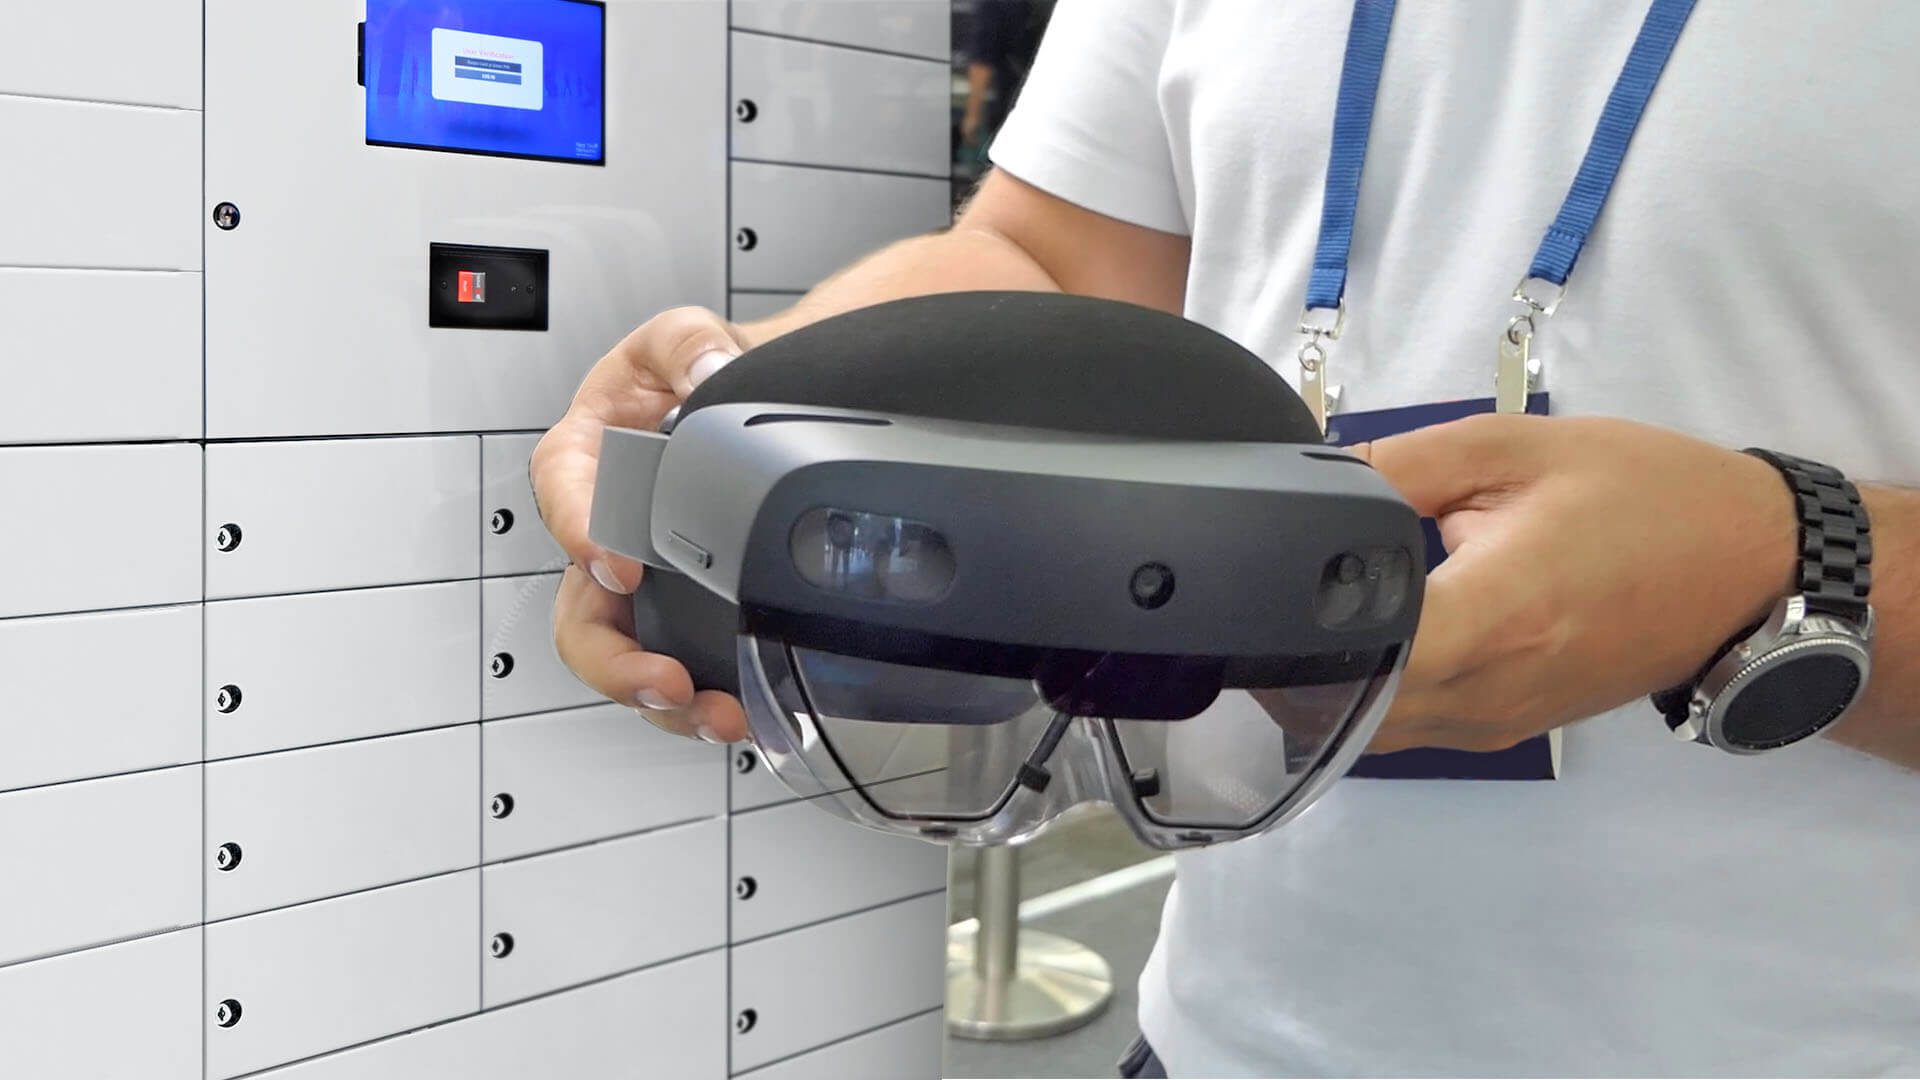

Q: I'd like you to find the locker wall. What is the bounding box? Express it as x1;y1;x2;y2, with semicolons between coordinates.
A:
0;2;955;1077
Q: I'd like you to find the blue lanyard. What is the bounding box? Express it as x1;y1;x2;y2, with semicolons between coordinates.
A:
1305;0;1698;316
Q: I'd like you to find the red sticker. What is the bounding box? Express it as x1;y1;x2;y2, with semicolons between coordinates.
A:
457;270;486;303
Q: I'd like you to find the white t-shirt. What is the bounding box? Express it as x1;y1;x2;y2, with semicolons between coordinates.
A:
990;2;1920;1075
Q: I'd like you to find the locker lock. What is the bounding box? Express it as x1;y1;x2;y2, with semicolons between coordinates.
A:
734;1008;758;1035
490;932;515;959
212;202;241;231
489;652;515;679
489;508;515;535
489;793;515;819
734;227;758;252
214;523;244;552
733;749;757;775
214;999;243;1028
214;684;243;714
734;876;757;901
214;843;243;872
734;98;758;123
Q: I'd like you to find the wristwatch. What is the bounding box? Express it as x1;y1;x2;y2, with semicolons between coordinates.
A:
1651;449;1875;754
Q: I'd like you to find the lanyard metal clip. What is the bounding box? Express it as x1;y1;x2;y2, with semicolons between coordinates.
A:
1297;300;1346;430
1497;277;1556;413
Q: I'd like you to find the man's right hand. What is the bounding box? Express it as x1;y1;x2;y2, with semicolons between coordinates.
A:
528;170;1190;743
531;306;756;743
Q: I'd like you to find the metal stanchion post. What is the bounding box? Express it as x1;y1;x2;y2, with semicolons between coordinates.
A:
946;844;1115;1041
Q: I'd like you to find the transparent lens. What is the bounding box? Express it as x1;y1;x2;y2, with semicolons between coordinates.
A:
1110;647;1397;832
789;508;956;604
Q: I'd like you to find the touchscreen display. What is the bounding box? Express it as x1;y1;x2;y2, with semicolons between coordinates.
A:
364;0;605;164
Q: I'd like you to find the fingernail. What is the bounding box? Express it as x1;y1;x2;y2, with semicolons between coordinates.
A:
636;690;680;711
589;558;630;595
687;349;736;389
695;725;726;744
633;703;687;734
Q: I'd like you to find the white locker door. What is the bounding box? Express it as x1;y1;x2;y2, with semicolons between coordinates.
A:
736;1010;944;1080
206;582;480;759
0;929;203;1080
0;97;200;270
205;726;479;920
481;573;602;719
480;434;567;577
203;0;727;440
0;767;200;966
0;443;200;619
730;163;951;291
204;437;480;599
0;604;200;793
730;743;798;812
0;0;201;107
247;952;726;1080
729;894;948;1072
482;819;725;1008
483;703;725;861
730;1;950;60
205;871;480;1080
730;34;949;175
731;800;948;942
0;269;201;443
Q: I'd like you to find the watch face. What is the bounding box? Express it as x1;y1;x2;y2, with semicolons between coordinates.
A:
1719;650;1864;752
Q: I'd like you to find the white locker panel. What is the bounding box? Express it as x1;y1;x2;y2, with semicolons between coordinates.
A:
206;582;480;759
481;819;725;1008
483;702;725;861
251;952;726;1080
0;443;199;619
0;767;199;966
731;162;950;291
729;894;948;1072
729;291;802;324
0;928;203;1080
205;871;480;1080
205;437;480;599
0;0;202;108
481;435;566;578
0;269;200;443
481;573;600;719
738;1010;944;1080
730;743;797;812
0;604;200;793
730;34;949;176
731;1;950;60
731;800;947;941
0;97;199;270
204;0;727;438
205;726;479;920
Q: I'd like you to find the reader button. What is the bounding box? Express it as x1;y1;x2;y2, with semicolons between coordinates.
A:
458;270;487;303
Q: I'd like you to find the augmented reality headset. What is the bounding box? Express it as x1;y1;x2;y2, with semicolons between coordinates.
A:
588;292;1426;849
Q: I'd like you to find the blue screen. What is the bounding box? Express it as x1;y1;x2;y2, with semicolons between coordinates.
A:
365;0;604;164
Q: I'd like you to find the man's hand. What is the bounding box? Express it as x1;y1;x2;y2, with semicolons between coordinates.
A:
531;307;755;742
1358;415;1798;754
529;170;1188;742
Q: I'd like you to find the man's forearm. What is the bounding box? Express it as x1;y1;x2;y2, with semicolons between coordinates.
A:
731;170;1192;348
739;225;1061;347
1831;484;1920;769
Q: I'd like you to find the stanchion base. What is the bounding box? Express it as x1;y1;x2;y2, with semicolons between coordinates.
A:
945;926;1115;1041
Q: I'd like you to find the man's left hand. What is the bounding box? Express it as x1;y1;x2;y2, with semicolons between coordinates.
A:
1357;414;1797;754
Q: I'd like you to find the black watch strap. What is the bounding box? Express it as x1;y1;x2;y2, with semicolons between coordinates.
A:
1744;448;1873;618
1651;448;1872;728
